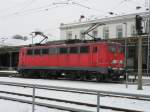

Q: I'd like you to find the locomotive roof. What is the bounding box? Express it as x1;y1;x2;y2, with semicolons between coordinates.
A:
23;41;121;49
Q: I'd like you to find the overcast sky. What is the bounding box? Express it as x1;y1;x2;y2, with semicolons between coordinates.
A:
0;0;147;42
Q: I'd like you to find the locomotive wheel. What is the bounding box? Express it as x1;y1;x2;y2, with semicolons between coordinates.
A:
71;73;79;80
46;71;59;79
77;71;83;81
96;73;101;82
39;71;48;79
80;74;86;81
21;70;31;78
85;74;92;80
21;73;25;78
96;74;106;82
96;74;101;82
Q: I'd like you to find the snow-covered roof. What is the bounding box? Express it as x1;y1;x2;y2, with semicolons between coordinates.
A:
60;12;149;29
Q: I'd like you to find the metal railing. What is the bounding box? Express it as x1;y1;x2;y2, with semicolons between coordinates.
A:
0;81;150;112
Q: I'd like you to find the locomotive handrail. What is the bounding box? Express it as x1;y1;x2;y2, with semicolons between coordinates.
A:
0;81;150;112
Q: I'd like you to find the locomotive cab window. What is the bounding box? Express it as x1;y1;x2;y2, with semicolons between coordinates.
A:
118;46;124;53
27;49;33;55
69;47;78;54
108;45;116;53
59;47;68;54
49;48;57;54
34;49;41;55
80;46;89;53
42;48;49;55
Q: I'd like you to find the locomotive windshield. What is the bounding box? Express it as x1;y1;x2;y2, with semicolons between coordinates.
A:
118;46;124;53
108;45;116;53
108;44;124;53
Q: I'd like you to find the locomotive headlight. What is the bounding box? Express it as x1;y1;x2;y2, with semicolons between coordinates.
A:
112;60;117;64
119;60;123;64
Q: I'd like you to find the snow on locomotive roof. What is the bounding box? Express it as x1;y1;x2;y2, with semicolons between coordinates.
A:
25;42;120;49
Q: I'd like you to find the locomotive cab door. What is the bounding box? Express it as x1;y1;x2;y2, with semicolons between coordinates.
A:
92;45;99;65
19;49;25;67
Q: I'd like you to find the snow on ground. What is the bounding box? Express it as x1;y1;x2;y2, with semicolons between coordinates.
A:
0;99;68;112
0;99;118;112
0;77;149;95
0;77;149;112
0;70;18;73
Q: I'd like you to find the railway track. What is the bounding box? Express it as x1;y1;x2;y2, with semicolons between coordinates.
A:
5;73;128;84
0;90;145;112
0;71;138;84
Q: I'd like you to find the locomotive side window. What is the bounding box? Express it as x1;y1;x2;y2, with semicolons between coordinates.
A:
59;47;68;54
27;49;33;55
42;48;49;55
93;47;98;53
69;47;78;54
80;46;89;53
49;48;57;54
34;49;41;55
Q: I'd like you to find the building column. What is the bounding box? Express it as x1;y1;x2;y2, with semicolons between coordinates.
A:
9;51;13;70
137;37;143;90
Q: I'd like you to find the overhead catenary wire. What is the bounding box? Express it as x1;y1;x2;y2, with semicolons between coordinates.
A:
0;0;144;19
0;0;147;41
0;26;60;41
0;4;68;19
95;0;142;18
0;0;87;19
0;0;119;18
15;0;38;12
0;0;146;38
0;0;38;14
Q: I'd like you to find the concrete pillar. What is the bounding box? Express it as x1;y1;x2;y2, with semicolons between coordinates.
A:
137;37;143;90
9;51;13;70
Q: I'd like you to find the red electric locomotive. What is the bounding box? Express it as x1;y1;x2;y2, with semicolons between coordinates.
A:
18;40;125;81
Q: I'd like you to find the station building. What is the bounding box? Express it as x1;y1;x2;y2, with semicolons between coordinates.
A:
60;12;150;74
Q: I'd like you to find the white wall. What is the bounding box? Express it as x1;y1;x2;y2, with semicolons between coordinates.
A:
60;19;135;40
